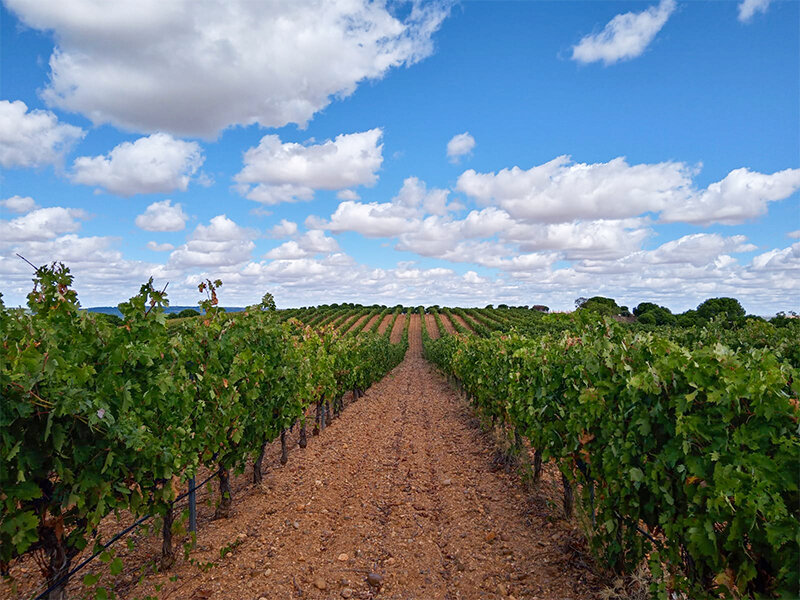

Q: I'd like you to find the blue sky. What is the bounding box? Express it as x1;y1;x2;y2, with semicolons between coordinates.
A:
1;0;798;313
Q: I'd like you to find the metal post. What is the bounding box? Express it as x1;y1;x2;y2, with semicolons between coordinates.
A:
188;477;197;533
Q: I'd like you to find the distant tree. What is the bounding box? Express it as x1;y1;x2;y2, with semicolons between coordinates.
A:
167;308;201;319
575;297;588;309
257;292;276;311
497;303;508;309
485;304;494;309
637;307;676;326
696;297;745;322
633;302;661;317
576;296;623;316
676;309;702;328
531;305;549;313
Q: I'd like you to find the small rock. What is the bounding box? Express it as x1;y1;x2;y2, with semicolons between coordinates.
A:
442;478;452;486
341;589;354;599
385;557;396;566
340;578;351;586
485;532;497;543
292;521;300;529
315;479;323;486
366;572;384;588
236;533;247;542
497;583;508;595
265;569;272;576
313;578;327;590
296;503;306;511
338;553;349;561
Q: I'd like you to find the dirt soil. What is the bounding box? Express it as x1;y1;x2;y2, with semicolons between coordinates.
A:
389;314;406;344
377;314;395;335
437;313;458;335
346;314;370;334
4;314;603;600
363;314;383;334
448;313;475;334
424;314;441;339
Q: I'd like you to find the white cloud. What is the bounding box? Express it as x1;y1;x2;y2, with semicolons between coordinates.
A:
70;133;203;196
571;0;675;65
457;155;690;223
168;215;255;269
788;230;800;240
135;199;188;232
0;100;84;168
738;0;772;22
146;241;174;252
659;167;800;225
337;189;361;201
268;219;299;238
750;243;800;271
0;206;87;243
265;231;340;260
446;132;475;163
1;195;38;214
457;156;800;226
5;1;449;138
235;129;383;205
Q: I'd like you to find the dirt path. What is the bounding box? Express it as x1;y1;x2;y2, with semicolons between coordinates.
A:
363;313;383;334
448;312;475;334
127;313;600;600
377;314;395;335
346;314;370;334
389;313;406;344
438;313;458;335
424;313;441;339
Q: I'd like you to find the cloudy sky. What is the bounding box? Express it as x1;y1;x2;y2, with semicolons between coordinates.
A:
1;0;798;313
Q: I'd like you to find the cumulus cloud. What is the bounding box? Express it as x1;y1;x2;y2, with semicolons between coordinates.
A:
1;195;38;214
659;167;800;225
146;241;175;252
0;100;84;168
5;1;449;138
265;231;340;260
788;230;800;240
235;129;383;205
168;215;255;269
571;0;675;65
446;132;475;163
457;155;690;223
457;156;800;226
268;219;299;238
70;133;204;196
135;199;188;232
0;206;87;243
738;0;772;22
337;189;361;201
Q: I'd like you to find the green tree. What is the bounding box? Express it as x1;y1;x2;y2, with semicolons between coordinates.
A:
696;297;745;322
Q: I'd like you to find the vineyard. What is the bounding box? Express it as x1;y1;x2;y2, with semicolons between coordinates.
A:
1;265;798;600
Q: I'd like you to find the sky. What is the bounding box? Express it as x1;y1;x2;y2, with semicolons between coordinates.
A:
1;0;798;314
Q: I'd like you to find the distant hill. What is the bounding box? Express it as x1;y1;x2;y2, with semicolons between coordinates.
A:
85;305;246;317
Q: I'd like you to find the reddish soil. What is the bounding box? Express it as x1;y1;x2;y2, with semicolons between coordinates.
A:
377;314;394;335
337;314;359;332
4;313;604;600
346;314;370;334
448;312;475;333
389;314;406;344
437;313;458;335
363;313;383;334
424;313;441;339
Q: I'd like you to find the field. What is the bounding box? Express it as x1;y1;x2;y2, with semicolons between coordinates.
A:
2;273;798;600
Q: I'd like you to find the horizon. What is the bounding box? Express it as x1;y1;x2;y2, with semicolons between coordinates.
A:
2;0;798;314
